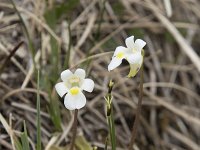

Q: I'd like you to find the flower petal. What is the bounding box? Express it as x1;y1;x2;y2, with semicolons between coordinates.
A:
61;70;73;82
55;82;68;97
125;36;134;49
127;58;143;77
64;93;76;110
81;79;94;92
108;57;123;71
64;92;86;110
74;92;86;109
113;46;127;56
134;39;146;52
74;68;86;79
126;52;142;64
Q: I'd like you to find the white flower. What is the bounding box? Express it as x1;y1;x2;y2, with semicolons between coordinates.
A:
108;36;146;77
55;68;94;110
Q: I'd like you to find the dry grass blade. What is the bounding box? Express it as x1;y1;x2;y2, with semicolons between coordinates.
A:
2;88;48;103
167;127;200;150
163;0;172;17
0;114;16;150
145;0;200;72
143;82;200;101
144;90;200;127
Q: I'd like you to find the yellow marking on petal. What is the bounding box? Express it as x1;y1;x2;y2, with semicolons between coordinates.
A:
116;52;124;59
69;87;80;95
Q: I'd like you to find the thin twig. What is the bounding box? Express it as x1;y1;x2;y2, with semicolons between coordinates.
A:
0;41;24;75
70;109;78;150
128;63;144;150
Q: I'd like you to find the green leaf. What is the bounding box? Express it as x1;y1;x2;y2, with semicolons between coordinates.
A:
75;135;93;150
48;140;96;150
14;136;23;150
44;0;80;23
20;121;30;150
10;0;35;65
36;70;41;150
112;1;125;16
48;95;62;131
128;28;144;39
107;108;116;150
42;75;62;131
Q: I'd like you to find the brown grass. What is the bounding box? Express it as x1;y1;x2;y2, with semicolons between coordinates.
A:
0;0;200;149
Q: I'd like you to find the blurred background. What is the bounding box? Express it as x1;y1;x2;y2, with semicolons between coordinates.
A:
0;0;200;149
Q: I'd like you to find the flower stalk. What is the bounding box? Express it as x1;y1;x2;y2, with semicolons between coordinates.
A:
105;80;116;150
128;61;144;150
70;109;78;150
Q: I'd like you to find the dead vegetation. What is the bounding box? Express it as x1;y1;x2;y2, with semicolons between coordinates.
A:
0;0;200;149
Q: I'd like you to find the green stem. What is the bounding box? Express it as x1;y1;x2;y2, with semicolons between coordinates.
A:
128;63;144;150
64;22;72;69
105;80;116;150
70;109;78;150
104;137;108;150
107;106;116;150
95;0;106;40
10;0;35;66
